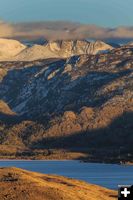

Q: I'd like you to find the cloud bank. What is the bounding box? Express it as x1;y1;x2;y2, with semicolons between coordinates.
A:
0;21;14;37
0;21;133;41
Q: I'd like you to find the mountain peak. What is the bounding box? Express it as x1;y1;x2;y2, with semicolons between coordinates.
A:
47;39;113;57
0;38;113;61
0;38;26;60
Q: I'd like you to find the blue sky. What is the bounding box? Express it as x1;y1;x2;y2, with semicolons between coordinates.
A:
0;0;133;27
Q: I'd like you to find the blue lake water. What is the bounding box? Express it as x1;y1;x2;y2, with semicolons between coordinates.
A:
0;160;133;190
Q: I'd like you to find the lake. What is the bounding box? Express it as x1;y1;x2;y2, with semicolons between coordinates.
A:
0;160;133;189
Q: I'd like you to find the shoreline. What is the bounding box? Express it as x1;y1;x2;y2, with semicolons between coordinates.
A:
0;157;132;166
0;148;132;165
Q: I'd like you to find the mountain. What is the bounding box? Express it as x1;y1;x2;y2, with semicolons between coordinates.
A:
46;40;113;56
0;38;26;60
127;41;133;46
0;41;133;163
0;39;113;61
0;167;116;200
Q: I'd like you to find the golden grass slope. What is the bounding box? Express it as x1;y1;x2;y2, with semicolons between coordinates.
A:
0;167;117;200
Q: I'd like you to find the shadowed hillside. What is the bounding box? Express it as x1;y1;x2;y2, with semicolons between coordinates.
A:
31;111;133;163
0;106;133;163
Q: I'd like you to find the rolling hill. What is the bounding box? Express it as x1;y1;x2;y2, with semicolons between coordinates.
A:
0;167;117;200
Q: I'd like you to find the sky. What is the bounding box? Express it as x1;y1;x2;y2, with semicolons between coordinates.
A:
0;0;133;27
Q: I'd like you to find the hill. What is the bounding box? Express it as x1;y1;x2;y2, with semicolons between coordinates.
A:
0;167;117;200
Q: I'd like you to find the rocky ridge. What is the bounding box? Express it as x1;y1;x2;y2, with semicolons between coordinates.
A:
0;38;113;61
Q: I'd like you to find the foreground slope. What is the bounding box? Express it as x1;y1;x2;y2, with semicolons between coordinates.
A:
0;167;117;200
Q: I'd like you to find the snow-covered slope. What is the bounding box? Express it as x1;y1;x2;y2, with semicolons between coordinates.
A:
0;39;113;61
0;38;26;60
47;40;113;56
